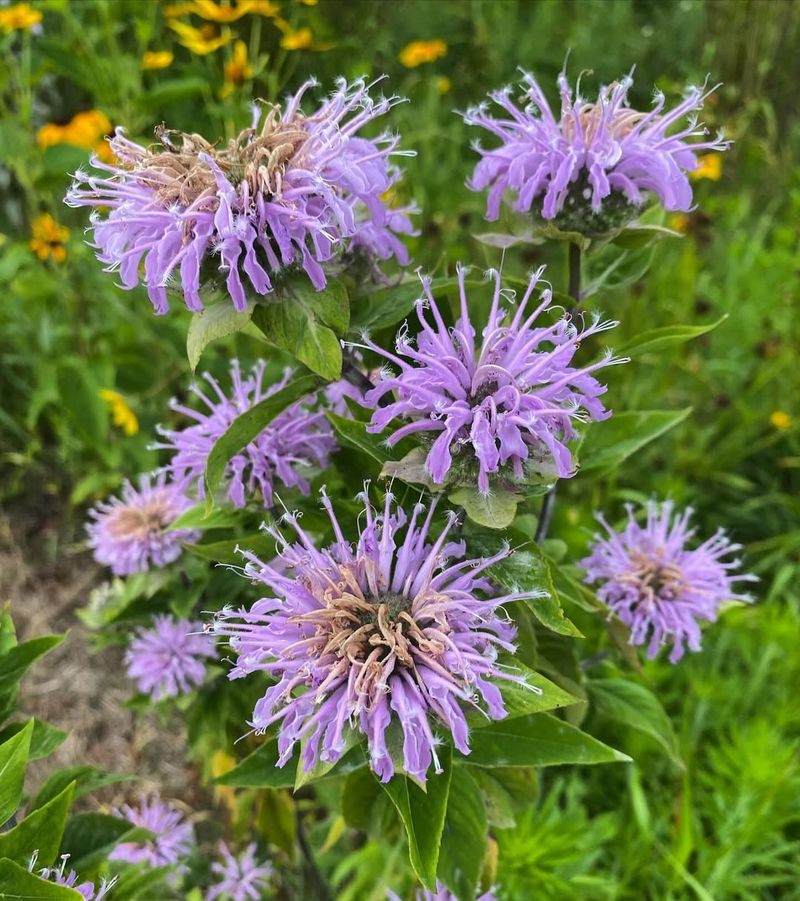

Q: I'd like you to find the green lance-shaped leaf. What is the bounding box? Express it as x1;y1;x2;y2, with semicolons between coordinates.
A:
0;720;32;826
0;858;84;899
215;738;296;790
204;373;320;502
579;408;692;476
616;315;727;358
253;278;349;381
0;634;65;693
327;412;409;467
438;767;488;901
478;660;582;725
464;713;630;768
186;296;255;371
587;678;684;768
32;766;131;812
0;781;75;867
0;719;66;763
380;745;453;890
59;812;154;873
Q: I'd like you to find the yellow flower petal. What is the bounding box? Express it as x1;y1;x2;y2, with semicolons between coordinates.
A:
29;213;69;263
169;19;233;54
99;389;139;436
0;3;42;32
770;411;792;431
142;50;174;70
399;39;447;68
280;25;313;50
690;152;723;181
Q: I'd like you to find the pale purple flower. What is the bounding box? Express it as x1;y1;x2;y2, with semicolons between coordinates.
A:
388;883;496;901
212;487;542;784
205;842;272;901
109;794;193;871
465;68;729;234
125;615;216;700
364;266;624;494
157;360;335;509
65;77;413;314
87;473;199;576
581;500;757;663
32;853;114;900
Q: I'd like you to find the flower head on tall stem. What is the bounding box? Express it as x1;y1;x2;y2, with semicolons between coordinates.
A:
363;266;624;494
65;77;414;313
581;500;756;663
464;68;730;235
157;360;336;509
205;842;273;901
109;794;194;871
125;615;216;700
212;486;543;783
87;473;199;576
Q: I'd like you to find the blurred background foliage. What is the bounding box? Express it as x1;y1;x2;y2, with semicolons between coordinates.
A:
1;0;799;898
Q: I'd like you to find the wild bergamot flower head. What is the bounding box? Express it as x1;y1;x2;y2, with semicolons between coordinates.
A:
364;266;624;494
211;486;542;783
205;842;273;901
581;500;756;663
66;77;413;313
125;615;216;701
109;794;194;870
87;473;199;576
464;68;729;236
156;361;336;509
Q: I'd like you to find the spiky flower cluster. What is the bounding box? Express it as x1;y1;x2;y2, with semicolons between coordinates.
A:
125;615;216;700
109;794;194;870
212;487;541;783
157;360;336;509
87;473;198;576
388;884;497;901
464;69;729;235
205;842;273;901
581;500;756;663
65;77;414;313
32;853;114;900
365;267;624;493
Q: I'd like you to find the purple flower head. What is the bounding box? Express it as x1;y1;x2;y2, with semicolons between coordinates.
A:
364;267;624;494
32;853;115;900
205;842;273;901
125;615;216;700
157;360;336;509
464;68;729;235
87;473;199;576
388;883;497;901
109;794;194;871
212;486;543;784
65;77;414;314
581;500;757;663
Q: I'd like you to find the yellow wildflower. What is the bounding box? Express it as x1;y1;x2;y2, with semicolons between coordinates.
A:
99;390;139;437
142;50;174;70
297;0;318;5
220;40;253;97
399;39;447;68
162;1;197;16
37;110;111;151
690;153;722;181
29;213;69;263
770;411;792;431
280;25;312;49
168;19;232;54
667;212;690;234
191;0;279;20
210;750;238;815
0;3;42;32
435;76;451;95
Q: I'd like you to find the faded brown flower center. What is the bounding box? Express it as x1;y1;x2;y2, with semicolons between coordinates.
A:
292;564;450;707
131;106;310;209
622;551;688;605
560;85;649;144
107;497;173;541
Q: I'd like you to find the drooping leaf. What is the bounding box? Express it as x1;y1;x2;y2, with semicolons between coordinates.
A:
439;767;487;901
588;678;684;768
0;721;32;826
186;296;255;371
380;745;453;890
617;316;727;358
0;782;75;867
215;739;296;789
0;859;83;899
341;767;389;832
464;713;630;768
32;766;131;812
466;767;517;828
381;446;437;489
204;373;319;500
253;278;349;380
580;408;692;475
477;660;581;725
327;413;415;467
